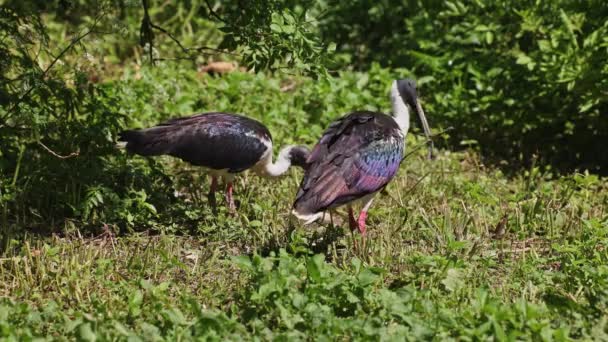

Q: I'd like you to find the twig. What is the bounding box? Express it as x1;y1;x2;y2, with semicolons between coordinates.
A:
1;13;105;122
140;0;235;64
149;22;235;55
140;0;155;65
401;126;453;162
204;0;228;23
37;141;79;159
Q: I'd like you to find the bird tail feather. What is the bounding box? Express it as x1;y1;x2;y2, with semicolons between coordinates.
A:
118;128;171;156
291;208;324;225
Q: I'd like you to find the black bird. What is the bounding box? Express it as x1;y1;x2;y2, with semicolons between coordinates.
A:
119;112;310;212
292;79;433;235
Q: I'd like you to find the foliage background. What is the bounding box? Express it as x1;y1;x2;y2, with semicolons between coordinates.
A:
311;0;608;172
0;0;607;339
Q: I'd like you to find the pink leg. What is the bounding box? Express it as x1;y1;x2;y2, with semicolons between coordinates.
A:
357;211;368;236
225;181;236;213
357;196;375;236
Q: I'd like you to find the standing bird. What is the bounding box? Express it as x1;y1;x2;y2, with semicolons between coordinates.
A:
292;79;433;235
119;112;310;212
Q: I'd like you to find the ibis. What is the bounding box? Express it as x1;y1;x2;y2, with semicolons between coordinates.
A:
292;79;433;235
119;112;310;212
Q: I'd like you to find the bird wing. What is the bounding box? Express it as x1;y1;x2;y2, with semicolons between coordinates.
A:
294;112;404;214
119;112;271;172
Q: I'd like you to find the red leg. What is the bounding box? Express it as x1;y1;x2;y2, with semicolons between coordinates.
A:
225;181;236;213
357;210;368;236
348;206;359;252
357;196;374;236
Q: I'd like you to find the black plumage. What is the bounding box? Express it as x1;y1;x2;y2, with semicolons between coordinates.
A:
119;112;271;172
119;112;310;212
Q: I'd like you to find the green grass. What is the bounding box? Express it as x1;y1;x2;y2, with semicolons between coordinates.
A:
2;62;607;341
2;138;607;339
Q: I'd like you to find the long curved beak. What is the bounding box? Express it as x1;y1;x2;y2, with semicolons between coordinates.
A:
415;99;434;159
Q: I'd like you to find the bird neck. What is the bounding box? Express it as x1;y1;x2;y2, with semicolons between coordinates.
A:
390;84;410;135
261;145;296;177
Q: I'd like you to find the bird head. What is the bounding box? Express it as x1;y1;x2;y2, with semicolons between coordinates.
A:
395;79;418;109
288;145;311;170
392;78;435;159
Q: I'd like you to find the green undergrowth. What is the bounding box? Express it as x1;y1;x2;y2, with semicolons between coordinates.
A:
2;2;608;339
2;65;607;339
1;232;607;340
1;143;607;339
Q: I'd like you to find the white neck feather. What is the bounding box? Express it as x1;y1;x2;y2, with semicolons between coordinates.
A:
390;81;410;135
260;145;294;177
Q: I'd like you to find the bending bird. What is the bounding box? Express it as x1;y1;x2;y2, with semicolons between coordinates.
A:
119;112;310;212
292;79;433;235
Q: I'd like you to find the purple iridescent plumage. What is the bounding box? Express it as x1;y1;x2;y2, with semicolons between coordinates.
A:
293;111;404;216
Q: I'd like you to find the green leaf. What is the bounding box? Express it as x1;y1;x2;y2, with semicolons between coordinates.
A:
357;268;379;286
515;53;532;66
77;323;97;342
112;321;131;336
129;290;143;316
345;291;360;304
537;40;551;52
492;320;508;341
249;220;263;228
232;255;253;270
559;9;579;48
485;31;494;44
270;24;282;33
442;269;464;292
307;254;325;282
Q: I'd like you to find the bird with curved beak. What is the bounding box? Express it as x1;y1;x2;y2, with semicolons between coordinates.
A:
292;78;433;238
118;112;310;214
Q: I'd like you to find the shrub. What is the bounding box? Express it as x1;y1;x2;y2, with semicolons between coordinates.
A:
310;0;608;173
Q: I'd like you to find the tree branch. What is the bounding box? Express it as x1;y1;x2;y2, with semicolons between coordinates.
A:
139;0;236;64
140;0;155;65
37;141;79;159
203;0;228;24
1;13;105;123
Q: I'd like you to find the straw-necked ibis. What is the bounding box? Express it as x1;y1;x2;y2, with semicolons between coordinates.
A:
292;79;433;235
119;112;309;212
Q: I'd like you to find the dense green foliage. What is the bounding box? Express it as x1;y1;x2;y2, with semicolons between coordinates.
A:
0;0;330;242
1;150;607;339
1;0;607;339
311;0;608;172
2;0;607;236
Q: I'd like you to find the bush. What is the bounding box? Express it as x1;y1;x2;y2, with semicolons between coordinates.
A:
0;0;332;244
311;0;608;173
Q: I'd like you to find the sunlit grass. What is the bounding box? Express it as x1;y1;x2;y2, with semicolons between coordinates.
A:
2;145;606;339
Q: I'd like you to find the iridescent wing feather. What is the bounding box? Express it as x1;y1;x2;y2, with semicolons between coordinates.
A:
293;111;404;215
